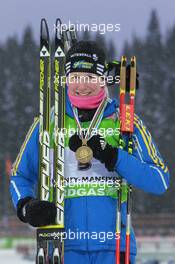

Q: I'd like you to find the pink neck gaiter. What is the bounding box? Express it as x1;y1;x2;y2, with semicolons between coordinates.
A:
68;89;106;109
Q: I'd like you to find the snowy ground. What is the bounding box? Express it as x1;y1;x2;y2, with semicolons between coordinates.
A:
0;249;33;264
1;249;175;264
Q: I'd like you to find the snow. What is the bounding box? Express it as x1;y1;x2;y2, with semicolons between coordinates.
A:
0;249;33;264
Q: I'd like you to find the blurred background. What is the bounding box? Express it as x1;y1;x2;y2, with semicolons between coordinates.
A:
0;0;175;263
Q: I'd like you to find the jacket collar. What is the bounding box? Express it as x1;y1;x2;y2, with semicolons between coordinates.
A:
65;86;119;118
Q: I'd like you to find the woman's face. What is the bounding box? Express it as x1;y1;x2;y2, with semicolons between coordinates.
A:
67;72;105;96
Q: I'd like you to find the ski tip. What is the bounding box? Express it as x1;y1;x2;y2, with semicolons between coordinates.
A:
40;18;49;41
55;18;62;27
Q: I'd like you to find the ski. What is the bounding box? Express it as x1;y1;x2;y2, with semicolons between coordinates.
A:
36;18;77;264
37;18;51;264
116;56;136;264
52;18;66;264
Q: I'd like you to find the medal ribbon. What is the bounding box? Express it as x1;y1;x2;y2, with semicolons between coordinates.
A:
72;97;109;142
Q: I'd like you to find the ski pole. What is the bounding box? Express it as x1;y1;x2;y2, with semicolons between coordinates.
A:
115;179;122;264
115;56;127;264
62;28;71;52
69;27;77;45
125;56;136;264
116;56;136;264
65;27;77;47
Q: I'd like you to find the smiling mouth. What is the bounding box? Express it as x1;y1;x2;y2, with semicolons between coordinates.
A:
75;91;91;96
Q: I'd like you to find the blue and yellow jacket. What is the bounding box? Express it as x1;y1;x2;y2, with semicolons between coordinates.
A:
10;93;170;263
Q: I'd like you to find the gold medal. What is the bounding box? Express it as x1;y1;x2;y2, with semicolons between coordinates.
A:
75;140;93;164
72;99;108;166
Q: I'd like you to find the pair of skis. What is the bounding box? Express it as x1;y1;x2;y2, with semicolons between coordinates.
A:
116;56;136;264
37;18;76;264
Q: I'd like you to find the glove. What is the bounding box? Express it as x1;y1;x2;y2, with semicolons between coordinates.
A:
106;60;139;90
69;133;118;171
17;197;57;227
68;133;82;152
87;135;118;171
